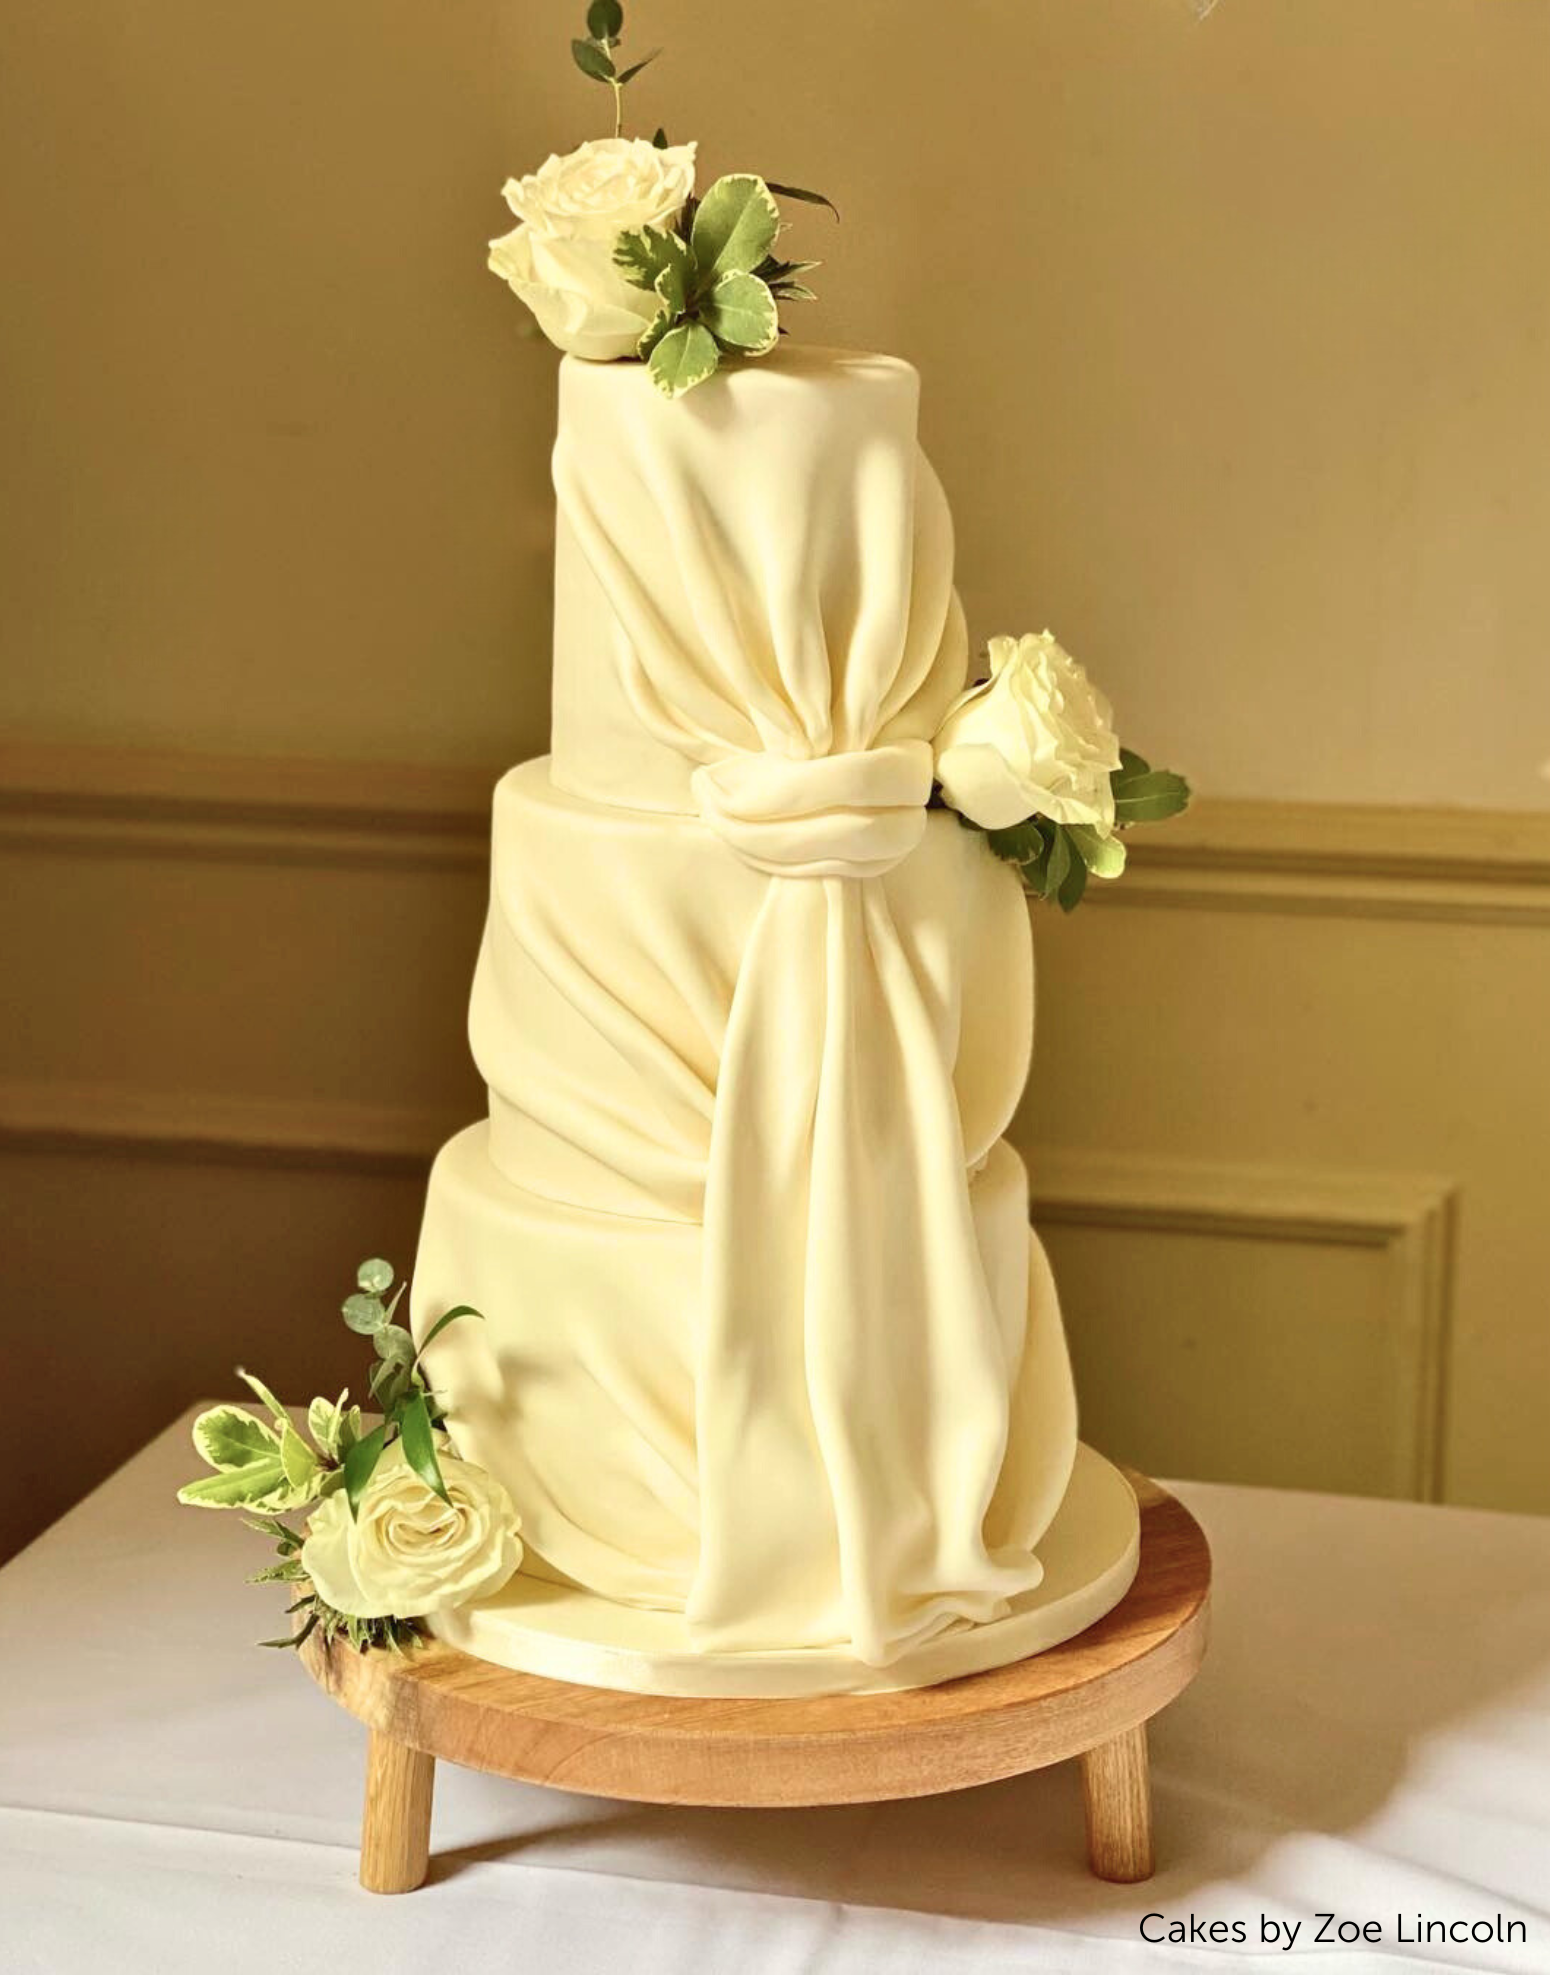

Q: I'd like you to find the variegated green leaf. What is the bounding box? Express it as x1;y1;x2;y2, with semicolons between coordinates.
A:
614;224;693;303
654;253;690;320
648;321;720;398
191;1405;280;1473
701;271;779;353
690;175;780;283
177;1456;288;1510
280;1422;321;1496
306;1388;348;1459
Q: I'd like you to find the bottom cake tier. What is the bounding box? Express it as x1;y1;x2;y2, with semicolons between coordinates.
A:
411;1123;1141;1695
428;1442;1139;1699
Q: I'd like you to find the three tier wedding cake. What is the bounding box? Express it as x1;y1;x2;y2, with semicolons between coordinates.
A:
407;343;1148;1695
178;8;1189;1695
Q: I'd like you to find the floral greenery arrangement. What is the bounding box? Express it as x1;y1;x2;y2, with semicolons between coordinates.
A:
178;1260;522;1653
488;1;832;397
930;631;1191;909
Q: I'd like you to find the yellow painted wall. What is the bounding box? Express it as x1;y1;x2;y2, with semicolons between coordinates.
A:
5;1;1550;802
4;3;1550;1557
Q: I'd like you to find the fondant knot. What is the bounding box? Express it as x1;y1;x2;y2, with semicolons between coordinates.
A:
691;741;935;880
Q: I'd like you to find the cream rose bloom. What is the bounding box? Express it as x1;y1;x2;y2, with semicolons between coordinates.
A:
933;630;1123;833
489;136;697;361
302;1441;522;1620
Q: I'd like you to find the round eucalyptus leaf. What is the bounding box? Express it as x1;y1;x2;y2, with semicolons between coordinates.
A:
341;1292;386;1334
373;1322;416;1365
356;1257;394;1294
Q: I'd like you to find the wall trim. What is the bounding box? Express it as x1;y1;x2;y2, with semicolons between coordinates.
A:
0;742;495;873
1113;797;1550;924
4;739;1550;918
1030;1148;1457;1502
0;1079;454;1175
1;1071;1458;1503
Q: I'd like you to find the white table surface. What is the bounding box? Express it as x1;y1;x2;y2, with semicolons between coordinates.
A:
3;1409;1548;1975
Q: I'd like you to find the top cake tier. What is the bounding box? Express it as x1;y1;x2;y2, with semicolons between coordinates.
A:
549;346;970;813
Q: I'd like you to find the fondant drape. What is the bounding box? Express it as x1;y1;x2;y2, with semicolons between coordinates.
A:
548;352;1065;1661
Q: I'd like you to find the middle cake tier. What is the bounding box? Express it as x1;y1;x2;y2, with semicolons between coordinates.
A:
474;759;1036;1219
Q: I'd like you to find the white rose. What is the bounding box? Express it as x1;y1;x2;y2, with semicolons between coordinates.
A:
301;1441;522;1620
933;630;1123;833
489;136;697;361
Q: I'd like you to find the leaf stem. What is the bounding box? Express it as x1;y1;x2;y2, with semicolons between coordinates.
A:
599;29;623;137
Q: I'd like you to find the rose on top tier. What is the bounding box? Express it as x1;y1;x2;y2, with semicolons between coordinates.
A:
933;631;1124;835
489;136;698;360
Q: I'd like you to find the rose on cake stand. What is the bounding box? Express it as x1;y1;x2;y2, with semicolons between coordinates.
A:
177;1260;521;1652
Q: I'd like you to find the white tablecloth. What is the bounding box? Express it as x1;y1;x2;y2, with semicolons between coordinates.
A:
2;1409;1547;1975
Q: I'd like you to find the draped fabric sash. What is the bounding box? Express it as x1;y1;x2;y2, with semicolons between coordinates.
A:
688;839;1045;1660
553;360;1049;1664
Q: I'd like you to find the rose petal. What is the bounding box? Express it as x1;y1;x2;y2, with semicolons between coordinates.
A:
300;1492;396;1620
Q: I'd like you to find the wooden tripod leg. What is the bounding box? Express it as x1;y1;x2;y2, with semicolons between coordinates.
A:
1079;1723;1154;1883
360;1727;435;1893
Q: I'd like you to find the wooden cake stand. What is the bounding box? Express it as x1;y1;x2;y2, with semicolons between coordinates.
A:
300;1472;1210;1894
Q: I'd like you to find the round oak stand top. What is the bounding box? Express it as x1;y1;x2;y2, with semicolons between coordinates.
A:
300;1471;1210;1811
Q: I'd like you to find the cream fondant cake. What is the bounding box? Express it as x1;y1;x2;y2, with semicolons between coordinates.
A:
409;345;1140;1696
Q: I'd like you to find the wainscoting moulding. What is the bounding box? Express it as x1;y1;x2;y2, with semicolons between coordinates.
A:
5;739;1550;919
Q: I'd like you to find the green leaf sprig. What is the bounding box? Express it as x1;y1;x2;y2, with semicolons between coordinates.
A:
615;174;828;398
571;0;660;138
552;2;837;395
970;749;1191;912
177;1258;483;1652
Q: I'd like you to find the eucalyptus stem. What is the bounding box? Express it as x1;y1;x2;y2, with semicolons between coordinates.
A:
600;31;623;135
